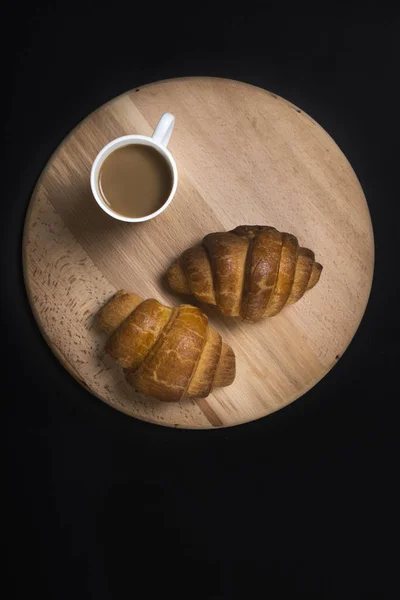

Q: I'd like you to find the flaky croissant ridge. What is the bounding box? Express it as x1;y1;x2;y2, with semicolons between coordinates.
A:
167;225;323;322
96;291;235;402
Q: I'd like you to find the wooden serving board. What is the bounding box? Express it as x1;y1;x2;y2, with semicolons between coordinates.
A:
23;77;374;429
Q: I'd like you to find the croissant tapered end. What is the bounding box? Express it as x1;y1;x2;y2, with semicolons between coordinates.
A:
97;290;143;334
168;246;217;305
167;263;191;295
167;226;323;321
307;262;323;290
96;292;236;403
213;343;236;388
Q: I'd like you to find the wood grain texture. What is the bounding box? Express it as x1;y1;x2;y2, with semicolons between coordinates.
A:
22;77;374;429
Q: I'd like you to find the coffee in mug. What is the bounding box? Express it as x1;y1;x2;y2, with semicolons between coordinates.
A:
98;144;173;219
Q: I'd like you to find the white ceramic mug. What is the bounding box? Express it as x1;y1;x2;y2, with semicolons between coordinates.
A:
90;112;177;222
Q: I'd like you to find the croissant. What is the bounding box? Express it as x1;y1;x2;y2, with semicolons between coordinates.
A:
167;225;323;322
96;291;235;402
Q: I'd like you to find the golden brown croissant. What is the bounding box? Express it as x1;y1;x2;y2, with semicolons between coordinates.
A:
167;225;323;322
96;291;235;402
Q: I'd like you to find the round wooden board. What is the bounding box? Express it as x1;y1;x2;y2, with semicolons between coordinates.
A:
23;77;374;429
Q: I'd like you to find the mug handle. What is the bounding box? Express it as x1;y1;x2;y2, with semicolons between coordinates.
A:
152;112;175;148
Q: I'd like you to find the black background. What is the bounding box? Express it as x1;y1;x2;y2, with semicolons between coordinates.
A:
4;4;399;598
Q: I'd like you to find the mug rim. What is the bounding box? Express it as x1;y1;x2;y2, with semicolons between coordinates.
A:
90;135;178;223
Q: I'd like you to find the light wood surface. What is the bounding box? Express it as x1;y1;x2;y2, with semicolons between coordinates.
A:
22;77;374;429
